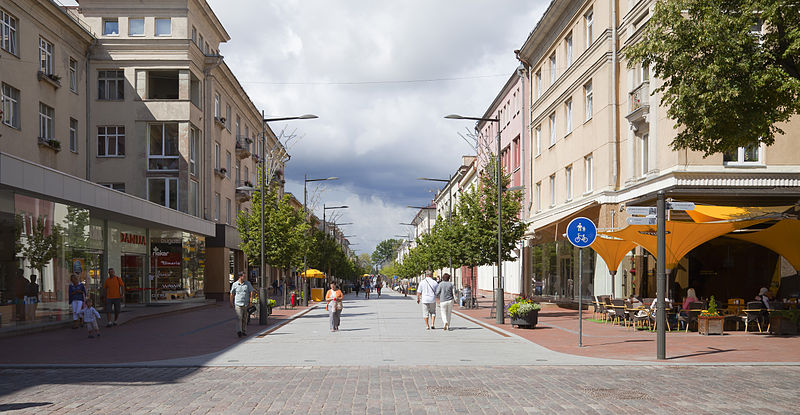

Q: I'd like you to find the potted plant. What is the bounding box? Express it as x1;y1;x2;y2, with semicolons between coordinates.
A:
698;296;724;335
267;298;277;315
769;309;800;335
508;297;541;328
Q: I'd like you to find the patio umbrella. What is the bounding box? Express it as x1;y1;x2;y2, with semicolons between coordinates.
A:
590;235;637;298
728;219;800;271
300;269;325;279
687;205;792;223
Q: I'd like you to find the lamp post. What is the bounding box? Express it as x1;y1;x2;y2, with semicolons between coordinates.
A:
323;204;348;289
418;176;454;286
445;113;504;324
302;176;338;306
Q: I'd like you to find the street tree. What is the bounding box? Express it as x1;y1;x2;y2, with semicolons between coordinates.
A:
371;238;402;267
626;0;800;156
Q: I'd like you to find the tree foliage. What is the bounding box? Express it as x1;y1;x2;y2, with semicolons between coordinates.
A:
626;0;800;156
371;238;402;266
22;216;61;277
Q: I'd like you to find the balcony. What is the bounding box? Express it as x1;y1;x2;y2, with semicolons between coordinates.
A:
625;81;650;132
37;137;61;152
235;188;252;203
235;137;252;159
213;167;227;178
214;116;226;128
37;71;61;89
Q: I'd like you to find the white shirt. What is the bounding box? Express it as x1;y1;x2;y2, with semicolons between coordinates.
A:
82;307;100;323
418;277;438;304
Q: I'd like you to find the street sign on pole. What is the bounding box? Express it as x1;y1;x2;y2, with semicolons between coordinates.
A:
566;217;596;348
627;216;657;225
626;206;658;216
667;201;695;211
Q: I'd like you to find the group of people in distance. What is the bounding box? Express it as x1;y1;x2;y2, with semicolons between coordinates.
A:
357;276;382;299
67;268;126;339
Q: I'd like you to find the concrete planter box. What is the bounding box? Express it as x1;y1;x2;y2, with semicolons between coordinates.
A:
698;315;724;335
510;310;539;329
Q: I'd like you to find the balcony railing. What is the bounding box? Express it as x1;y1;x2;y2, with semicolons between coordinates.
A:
629;81;649;114
235;138;251;159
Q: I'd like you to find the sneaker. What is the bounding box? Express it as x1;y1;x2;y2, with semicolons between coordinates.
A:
426;326;430;330
431;325;435;330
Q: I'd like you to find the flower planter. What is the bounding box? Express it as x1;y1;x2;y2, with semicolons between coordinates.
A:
510;309;539;328
769;316;798;335
698;315;724;335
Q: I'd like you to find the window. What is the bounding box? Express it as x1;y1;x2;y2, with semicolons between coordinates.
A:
225;105;231;130
38;103;54;139
188;180;199;216
1;83;20;128
535;125;541;156
244;166;249;184
100;183;125;192
204;42;209;54
189;127;199;175
235;115;241;137
535;182;542;212
1;9;18;55
198;33;204;50
585;10;594;48
584;81;593;121
226;198;231;224
513;137;520;169
102;18;119;36
69;118;78;152
214;192;220;221
565;33;573;67
129;18;144;36
214;142;220;169
640;63;650;84
723;144;761;164
148;123;179;170
155;18;171;36
148;178;178;210
147;70;179;99
549;112;556;146
191;26;197;44
39;37;53;74
565;165;573;201
549;175;556;207
98;70;124;100
639;134;649;176
535;70;542;99
97;126;125;156
69;59;78;92
235;160;241;186
214;93;221;118
585;155;593;192
225;151;231;178
190;73;201;108
549;54;557;85
565;99;573;134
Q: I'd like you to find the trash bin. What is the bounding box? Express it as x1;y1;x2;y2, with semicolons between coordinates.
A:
311;288;324;302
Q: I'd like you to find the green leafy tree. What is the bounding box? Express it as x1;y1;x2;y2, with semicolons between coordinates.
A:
626;0;800;156
371;239;402;266
22;216;61;280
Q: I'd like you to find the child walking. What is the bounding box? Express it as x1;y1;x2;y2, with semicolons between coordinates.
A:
82;298;101;338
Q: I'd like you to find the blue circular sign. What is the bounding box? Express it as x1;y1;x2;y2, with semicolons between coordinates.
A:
566;217;597;248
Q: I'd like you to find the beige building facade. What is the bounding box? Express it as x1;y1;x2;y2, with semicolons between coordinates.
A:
517;0;800;302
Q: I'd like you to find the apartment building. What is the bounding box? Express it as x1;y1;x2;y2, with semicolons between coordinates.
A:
517;0;800;301
0;0;215;331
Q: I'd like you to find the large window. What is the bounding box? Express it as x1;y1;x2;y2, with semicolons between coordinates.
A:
128;18;144;36
639;134;649;177
549;112;556;146
69;59;77;92
97;126;125;156
1;83;20;128
226;198;231;224
189;180;199;216
214;93;220;118
39;37;53;75
148;177;178;210
565;99;573;134
549;175;556;207
549;54;557;85
102;18;119;36
535;70;542;99
148;123;179;170
535;182;542;212
214;192;220;221
585;9;594;48
225;105;231;130
565;165;573;201
190;73;201;108
535;125;541;156
225;151;231;178
585;154;593;192
584;81;593;121
565;33;573;67
724;144;761;164
1;9;18;55
38;103;54;139
214;142;220;169
98;70;124;100
189;127;199;175
147;70;179;99
69;118;78;152
155;18;171;36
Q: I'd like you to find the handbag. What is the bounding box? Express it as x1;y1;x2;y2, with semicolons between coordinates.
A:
335;299;343;311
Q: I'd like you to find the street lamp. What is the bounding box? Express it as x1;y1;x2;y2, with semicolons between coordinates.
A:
445;113;505;324
258;113;317;322
407;206;433;235
418;176;455;287
322;204;348;288
302;175;338;306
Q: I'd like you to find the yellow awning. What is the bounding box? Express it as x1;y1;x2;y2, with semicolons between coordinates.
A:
301;269;326;278
600;219;766;270
729;219;800;271
687;205;791;223
590;235;636;273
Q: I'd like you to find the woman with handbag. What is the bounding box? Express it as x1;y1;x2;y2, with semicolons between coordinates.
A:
326;282;344;332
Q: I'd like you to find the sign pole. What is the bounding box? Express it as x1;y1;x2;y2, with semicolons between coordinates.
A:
578;247;583;347
566;217;596;349
656;190;666;360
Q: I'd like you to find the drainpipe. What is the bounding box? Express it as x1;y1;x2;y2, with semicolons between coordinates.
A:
611;0;620;189
84;39;96;181
202;55;223;220
516;51;533;297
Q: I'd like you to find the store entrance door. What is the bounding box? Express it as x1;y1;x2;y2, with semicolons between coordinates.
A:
122;254;145;304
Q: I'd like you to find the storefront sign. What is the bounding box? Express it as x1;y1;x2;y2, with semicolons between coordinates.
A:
121;232;146;245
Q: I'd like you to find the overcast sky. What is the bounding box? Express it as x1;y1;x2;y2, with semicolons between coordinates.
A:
209;1;547;255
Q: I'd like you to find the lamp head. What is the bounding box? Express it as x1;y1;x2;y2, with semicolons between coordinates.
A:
298;114;318;119
444;114;464;120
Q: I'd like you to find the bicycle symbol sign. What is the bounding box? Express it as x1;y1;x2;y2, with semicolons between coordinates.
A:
566;217;597;248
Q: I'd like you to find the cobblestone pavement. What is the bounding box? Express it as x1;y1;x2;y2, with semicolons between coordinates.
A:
0;365;798;414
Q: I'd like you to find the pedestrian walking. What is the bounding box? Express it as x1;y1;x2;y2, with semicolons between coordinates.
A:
354;281;360;297
82;298;101;338
435;273;456;331
364;278;371;299
376;279;383;298
69;274;87;329
326;282;343;332
417;272;439;330
230;272;254;338
103;268;125;327
24;274;40;322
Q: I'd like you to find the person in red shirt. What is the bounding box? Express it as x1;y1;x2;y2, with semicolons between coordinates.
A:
103;268;125;327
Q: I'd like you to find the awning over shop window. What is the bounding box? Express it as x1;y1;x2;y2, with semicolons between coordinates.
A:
590;235;637;273
600;219;766;270
687;205;792;223
729;219;800;271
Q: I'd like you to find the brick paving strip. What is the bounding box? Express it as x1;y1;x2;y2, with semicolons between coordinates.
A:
0;366;798;414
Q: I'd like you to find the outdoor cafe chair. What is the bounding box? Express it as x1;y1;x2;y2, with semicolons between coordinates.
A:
742;301;768;333
678;301;705;332
630;306;650;330
603;297;618;324
610;299;626;325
